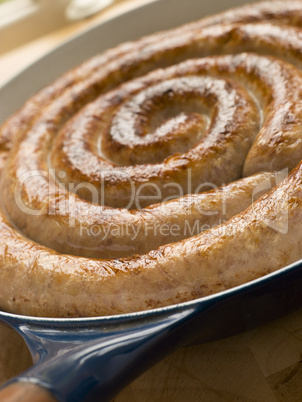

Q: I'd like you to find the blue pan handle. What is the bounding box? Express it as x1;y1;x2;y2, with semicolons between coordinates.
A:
0;304;204;402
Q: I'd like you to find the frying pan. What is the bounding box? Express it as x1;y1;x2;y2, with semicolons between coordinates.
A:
0;0;301;400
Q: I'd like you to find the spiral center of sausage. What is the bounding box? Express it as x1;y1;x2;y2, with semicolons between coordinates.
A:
101;78;211;165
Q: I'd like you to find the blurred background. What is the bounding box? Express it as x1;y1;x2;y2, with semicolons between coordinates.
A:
0;0;136;85
0;0;123;54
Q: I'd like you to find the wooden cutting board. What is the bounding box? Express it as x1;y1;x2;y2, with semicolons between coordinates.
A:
1;1;302;400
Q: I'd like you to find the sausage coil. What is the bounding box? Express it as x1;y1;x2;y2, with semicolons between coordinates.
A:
1;1;302;317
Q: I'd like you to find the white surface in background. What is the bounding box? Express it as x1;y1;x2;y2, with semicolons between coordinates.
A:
66;0;114;20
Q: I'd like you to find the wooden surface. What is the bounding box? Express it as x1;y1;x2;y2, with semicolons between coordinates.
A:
1;1;302;401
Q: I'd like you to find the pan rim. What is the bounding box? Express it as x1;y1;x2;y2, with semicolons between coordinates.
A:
1;257;301;324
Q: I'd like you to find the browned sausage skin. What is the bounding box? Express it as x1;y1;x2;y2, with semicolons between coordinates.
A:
1;1;302;317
